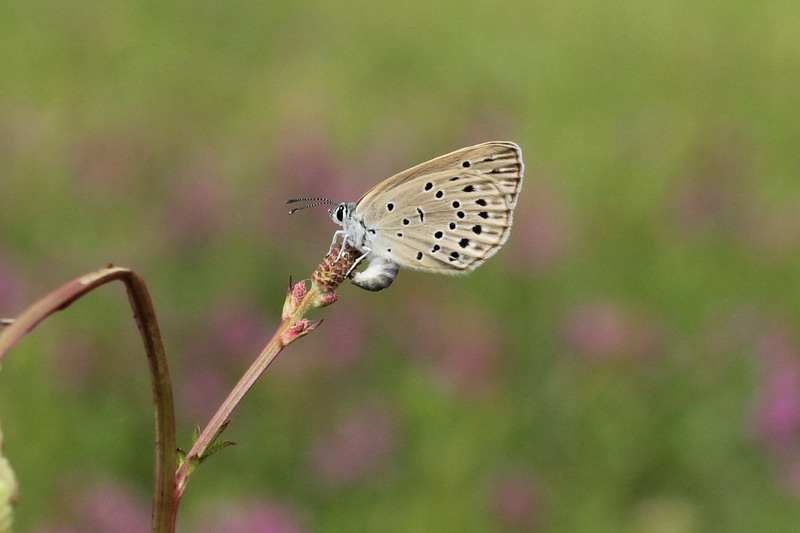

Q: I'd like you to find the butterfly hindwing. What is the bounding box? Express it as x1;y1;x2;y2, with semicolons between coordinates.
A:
356;170;514;272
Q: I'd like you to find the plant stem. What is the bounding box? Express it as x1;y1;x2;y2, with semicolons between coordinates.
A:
0;267;178;533
171;283;322;501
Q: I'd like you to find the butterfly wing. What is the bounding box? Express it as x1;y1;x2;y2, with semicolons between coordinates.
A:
355;165;521;273
356;141;523;210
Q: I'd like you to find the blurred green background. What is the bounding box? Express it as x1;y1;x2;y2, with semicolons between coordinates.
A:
2;0;800;531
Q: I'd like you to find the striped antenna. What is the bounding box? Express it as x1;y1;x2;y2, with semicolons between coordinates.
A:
286;197;338;215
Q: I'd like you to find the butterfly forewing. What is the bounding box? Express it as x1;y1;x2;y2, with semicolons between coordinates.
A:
356;170;515;272
356;141;523;209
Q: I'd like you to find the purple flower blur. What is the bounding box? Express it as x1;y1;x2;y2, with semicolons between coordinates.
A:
739;202;800;264
194;500;306;533
753;327;800;469
406;299;504;398
271;121;349;204
563;300;663;360
162;154;230;247
177;298;269;420
508;178;573;276
39;480;150;533
488;469;546;531
307;402;397;487
667;135;749;239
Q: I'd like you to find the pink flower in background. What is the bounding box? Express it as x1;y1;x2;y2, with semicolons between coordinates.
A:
308;402;397;487
178;297;270;370
177;298;269;419
195;500;307;533
205;299;271;361
313;302;369;371
38;481;150;533
272;300;369;379
753;327;800;460
163;150;230;246
488;469;546;531
272;121;349;203
563;300;663;360
739;203;800;264
263;120;356;262
432;323;503;398
77;483;150;533
508;178;573;276
406;299;504;398
750;325;800;494
180;362;229;421
668;135;749;238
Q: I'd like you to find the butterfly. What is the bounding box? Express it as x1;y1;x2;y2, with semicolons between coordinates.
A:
287;141;523;291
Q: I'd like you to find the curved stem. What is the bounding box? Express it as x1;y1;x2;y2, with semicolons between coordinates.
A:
0;267;178;533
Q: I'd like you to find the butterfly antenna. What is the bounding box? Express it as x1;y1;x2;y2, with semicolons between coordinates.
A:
286;197;337;215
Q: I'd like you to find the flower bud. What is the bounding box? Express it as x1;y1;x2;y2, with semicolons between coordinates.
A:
311;244;360;293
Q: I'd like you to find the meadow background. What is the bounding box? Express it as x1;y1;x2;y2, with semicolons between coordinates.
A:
2;0;800;531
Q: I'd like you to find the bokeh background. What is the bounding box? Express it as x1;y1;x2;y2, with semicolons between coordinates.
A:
2;0;800;531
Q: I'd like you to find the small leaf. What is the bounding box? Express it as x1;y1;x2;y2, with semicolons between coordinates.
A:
176;448;187;468
199;440;237;463
213;420;231;441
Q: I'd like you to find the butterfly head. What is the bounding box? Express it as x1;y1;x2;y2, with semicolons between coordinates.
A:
329;202;359;227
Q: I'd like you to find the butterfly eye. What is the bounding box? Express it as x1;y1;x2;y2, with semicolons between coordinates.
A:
336;205;346;222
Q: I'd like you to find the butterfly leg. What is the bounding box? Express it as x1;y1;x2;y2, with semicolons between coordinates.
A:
345;247;370;277
328;230;347;256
